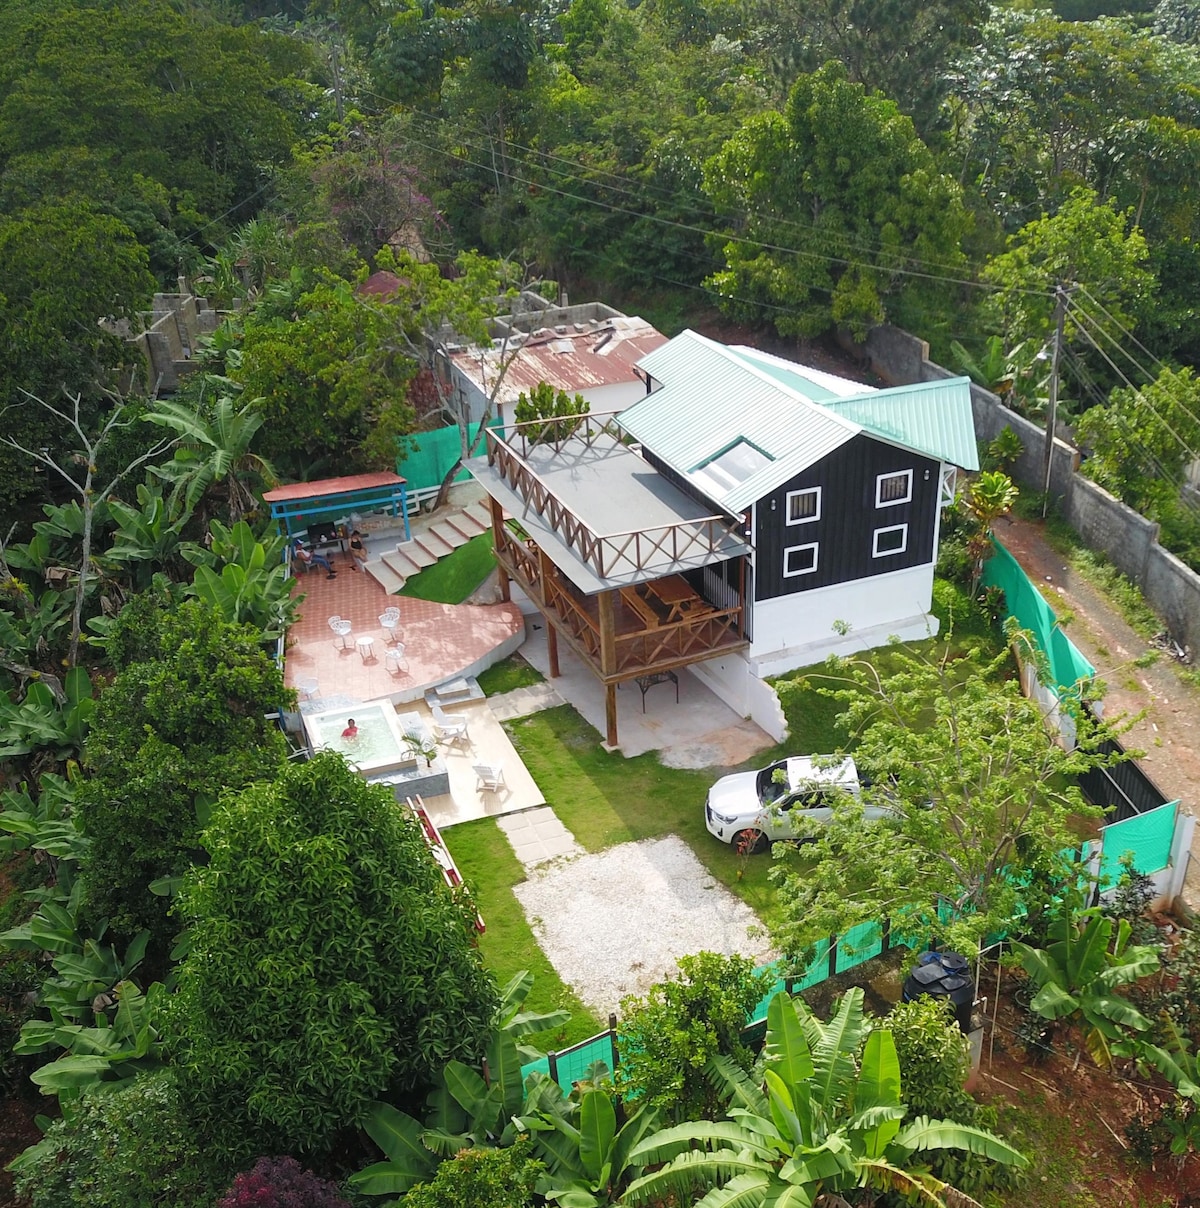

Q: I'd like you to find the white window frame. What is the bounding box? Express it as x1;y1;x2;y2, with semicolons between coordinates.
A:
875;469;913;508
783;542;819;577
785;487;822;526
872;524;909;558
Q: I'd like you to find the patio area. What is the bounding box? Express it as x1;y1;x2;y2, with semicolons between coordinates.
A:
519;625;775;762
282;559;525;707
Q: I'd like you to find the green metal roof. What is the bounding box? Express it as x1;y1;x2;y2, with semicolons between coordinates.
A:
624;331;979;511
821;378;980;473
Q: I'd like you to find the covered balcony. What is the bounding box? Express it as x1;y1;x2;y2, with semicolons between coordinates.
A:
466;413;750;746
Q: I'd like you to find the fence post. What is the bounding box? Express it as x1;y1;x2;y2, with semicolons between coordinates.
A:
881;916;891;955
828;935;838;979
609;1013;619;1072
547;1050;558;1086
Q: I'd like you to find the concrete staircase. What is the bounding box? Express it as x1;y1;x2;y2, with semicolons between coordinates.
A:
366;500;493;595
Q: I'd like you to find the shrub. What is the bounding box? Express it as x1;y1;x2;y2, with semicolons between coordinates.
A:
615;951;771;1123
403;1140;542;1208
217;1156;350;1208
77;599;289;960
12;1070;226;1208
887;996;976;1123
170;752;498;1157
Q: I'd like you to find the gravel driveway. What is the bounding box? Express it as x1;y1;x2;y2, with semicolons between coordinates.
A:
513;834;777;1015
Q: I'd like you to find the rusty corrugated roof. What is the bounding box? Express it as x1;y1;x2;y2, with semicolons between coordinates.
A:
449;315;666;402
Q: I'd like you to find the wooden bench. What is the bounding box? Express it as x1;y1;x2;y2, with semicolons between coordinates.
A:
620;587;662;629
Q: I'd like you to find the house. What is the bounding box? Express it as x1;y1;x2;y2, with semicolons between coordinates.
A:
466;329;977;746
621;331;979;681
446;296;666;430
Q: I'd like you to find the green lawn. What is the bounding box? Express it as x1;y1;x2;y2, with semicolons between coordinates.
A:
399;533;496;604
476;654;544;696
505;706;788;932
443;817;604;1047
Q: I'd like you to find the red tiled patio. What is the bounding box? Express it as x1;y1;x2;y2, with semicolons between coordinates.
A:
282;552;524;706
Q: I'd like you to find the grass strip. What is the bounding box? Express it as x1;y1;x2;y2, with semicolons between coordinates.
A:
399;533;496;604
444;816;603;1047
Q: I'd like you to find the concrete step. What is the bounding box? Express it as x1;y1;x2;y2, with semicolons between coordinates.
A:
429;520;469;548
464;500;493;529
382;550;422;580
416;531;456;560
395;541;437;569
445;511;488;540
367;560;406;594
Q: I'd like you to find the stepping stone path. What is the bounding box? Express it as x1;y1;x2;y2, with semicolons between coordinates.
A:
496;807;582;867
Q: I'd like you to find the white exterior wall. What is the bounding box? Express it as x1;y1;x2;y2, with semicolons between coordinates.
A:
688;652;789;742
450;367;648;434
749;561;939;676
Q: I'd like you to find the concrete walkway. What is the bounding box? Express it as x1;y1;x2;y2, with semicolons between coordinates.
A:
487;682;566;722
496;807;583;867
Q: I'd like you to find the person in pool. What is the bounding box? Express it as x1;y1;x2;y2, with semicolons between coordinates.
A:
341;718;358;739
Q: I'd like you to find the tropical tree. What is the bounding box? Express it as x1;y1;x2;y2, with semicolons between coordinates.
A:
770;636;1120;960
622;988;1026;1208
145;390;278;524
959;471;1019;593
171;752;499;1158
1014;905;1159;1068
703;62;973;340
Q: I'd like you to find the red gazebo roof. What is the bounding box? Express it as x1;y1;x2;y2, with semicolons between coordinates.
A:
263;472;406;503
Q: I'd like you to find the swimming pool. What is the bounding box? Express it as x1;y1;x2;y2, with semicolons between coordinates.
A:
304;702;416;776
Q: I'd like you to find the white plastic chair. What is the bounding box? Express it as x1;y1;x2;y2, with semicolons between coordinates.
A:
473;762;505;792
385;643;408;676
431;702;469;747
379;610;400;645
327;615;353;649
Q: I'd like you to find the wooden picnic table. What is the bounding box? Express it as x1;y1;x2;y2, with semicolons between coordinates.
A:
644;575;701;620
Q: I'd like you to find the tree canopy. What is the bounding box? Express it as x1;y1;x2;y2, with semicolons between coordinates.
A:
170;751;498;1156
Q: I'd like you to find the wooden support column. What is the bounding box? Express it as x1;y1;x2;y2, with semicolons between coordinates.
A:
598;589;619;747
546;619;560;678
488;496;510;603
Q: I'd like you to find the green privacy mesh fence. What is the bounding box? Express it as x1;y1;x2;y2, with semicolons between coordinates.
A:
1099;800;1178;886
395;421;499;491
981;539;1095;693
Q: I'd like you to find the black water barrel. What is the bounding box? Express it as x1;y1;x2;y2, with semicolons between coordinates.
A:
901;951;974;1033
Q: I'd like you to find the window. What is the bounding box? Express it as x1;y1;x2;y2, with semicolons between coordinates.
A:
785;487;821;525
875;469;913;507
783;542;819;577
872;524;908;558
691;439;773;497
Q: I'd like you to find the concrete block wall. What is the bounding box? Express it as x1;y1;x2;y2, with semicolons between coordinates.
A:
859;323;1200;659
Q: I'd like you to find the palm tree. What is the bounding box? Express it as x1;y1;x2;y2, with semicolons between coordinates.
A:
961;471;1019;595
622;989;1026;1208
145;393;277;525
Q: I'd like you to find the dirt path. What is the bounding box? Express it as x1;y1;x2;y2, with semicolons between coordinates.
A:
998;514;1200;906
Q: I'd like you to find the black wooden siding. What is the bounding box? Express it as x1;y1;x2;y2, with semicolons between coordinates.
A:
753;435;940;602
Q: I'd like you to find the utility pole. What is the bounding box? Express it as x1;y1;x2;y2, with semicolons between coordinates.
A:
1041;282;1068;519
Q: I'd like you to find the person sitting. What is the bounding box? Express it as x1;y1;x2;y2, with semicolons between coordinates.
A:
348;529;368;571
341;718;358;740
294;539;336;578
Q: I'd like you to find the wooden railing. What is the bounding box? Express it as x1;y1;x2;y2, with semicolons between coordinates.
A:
495;527;745;679
486;423;743;581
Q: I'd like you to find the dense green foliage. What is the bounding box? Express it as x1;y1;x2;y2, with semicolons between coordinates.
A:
615;951;771;1122
77;600;289;957
402;1141;541;1208
12;1070;227;1208
169;752;498;1156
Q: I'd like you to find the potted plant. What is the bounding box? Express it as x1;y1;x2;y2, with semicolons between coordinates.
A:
403;731;438;767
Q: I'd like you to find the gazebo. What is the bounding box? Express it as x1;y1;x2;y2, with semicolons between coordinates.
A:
263;472;411;549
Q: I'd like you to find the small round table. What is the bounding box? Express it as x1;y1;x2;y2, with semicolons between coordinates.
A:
356;635;377;664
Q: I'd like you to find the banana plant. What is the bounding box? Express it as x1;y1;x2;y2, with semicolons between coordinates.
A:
1136;1021;1200;1155
351;970;573;1200
622;989;1026;1208
105;482;187;587
1014;905;1160;1068
0;666;95;761
16;980;164;1100
515;1089;659;1207
182;519;298;640
0;769;86;867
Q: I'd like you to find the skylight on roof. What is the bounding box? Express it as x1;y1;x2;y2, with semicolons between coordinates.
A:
690;439;773;498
